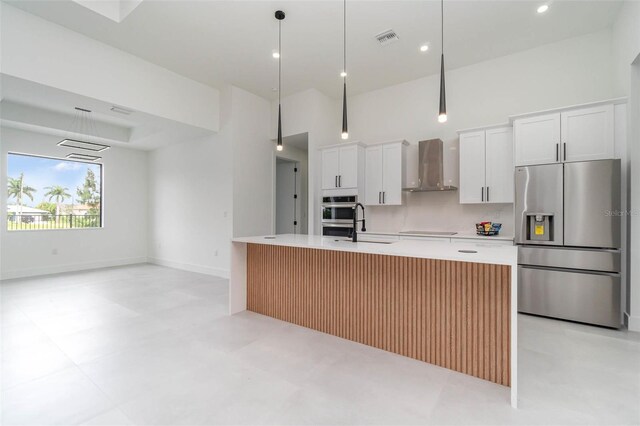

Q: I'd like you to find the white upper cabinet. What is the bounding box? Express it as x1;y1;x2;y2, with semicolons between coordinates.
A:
561;104;614;162
321;148;340;189
320;143;364;190
514;113;560;166
364;141;406;205
364;146;383;204
382;143;403;205
485;127;514;203
338;145;359;189
514;102;617;166
459;131;486;204
459;126;513;204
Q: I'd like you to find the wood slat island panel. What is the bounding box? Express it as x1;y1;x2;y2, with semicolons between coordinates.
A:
246;243;511;386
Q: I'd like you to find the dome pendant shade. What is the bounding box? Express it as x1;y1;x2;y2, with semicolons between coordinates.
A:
438;54;447;123
341;82;348;140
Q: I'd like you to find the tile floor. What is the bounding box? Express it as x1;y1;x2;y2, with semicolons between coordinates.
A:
1;264;639;425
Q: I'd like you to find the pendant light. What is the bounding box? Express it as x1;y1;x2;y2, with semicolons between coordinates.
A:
275;10;285;151
341;0;349;140
438;0;447;123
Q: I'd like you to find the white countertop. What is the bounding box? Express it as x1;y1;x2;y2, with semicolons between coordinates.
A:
362;230;514;241
232;234;517;266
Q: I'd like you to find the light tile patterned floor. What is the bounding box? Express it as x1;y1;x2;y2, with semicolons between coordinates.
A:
1;264;639;425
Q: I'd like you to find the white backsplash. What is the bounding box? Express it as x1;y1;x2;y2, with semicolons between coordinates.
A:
365;191;514;236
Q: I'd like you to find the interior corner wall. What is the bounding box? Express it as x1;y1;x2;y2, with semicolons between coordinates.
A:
147;85;271;278
0;2;220;132
0;127;148;279
147;88;233;278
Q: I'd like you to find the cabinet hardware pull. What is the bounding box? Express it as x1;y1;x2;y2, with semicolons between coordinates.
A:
563;143;567;161
383;192;386;204
487;186;490;202
481;187;484;202
379;192;381;204
335;176;338;188
556;143;559;162
339;175;342;187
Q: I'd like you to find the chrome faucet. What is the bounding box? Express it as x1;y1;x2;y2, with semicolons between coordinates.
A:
351;203;366;242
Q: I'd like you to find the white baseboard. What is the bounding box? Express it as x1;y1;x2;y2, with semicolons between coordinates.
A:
0;257;148;280
625;312;640;332
148;257;230;279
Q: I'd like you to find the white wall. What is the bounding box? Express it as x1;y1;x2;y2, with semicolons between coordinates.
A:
0;127;148;279
0;3;220;132
147;85;271;278
346;29;615;235
147;132;232;277
611;1;640;330
231;87;273;238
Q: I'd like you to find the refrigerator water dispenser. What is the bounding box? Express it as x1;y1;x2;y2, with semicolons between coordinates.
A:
526;213;554;242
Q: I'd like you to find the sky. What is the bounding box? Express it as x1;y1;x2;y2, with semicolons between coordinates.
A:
7;154;102;207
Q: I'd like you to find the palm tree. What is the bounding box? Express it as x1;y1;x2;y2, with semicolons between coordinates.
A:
44;185;71;216
7;173;37;216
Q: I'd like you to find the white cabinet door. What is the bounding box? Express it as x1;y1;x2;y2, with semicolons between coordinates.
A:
364;146;383;205
382;143;403;205
338;145;358;188
459;131;486;204
485;127;514;203
321;148;340;189
514;113;561;166
561;105;614;162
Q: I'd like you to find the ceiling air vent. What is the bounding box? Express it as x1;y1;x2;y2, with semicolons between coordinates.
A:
375;29;399;46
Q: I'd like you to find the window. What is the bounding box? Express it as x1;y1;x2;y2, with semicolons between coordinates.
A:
7;153;103;231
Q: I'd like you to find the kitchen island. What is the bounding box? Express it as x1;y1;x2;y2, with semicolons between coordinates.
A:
230;234;518;407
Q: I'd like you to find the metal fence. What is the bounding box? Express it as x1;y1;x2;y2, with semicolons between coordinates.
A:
7;214;102;230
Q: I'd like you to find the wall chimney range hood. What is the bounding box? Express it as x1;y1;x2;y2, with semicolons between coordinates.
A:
403;139;457;192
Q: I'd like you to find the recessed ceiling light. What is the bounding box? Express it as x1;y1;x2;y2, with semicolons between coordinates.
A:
272;50;280;58
110;106;132;115
537;4;549;13
340;71;347;77
420;44;429;52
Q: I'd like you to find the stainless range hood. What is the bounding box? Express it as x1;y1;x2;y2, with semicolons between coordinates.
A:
403;139;457;192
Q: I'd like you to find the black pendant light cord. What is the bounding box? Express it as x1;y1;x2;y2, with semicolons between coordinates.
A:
278;18;282;108
343;0;346;79
441;0;444;54
341;0;349;139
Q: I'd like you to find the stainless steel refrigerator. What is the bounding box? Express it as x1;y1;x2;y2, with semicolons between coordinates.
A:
515;159;622;328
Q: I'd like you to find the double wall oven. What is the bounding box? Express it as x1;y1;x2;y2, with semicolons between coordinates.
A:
321;195;356;237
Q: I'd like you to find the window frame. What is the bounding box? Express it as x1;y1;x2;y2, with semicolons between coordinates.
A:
6;151;104;232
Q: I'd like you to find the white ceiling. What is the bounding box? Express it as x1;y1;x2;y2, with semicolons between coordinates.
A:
0;75;212;150
4;0;623;100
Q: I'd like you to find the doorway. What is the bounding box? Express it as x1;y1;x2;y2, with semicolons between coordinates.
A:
274;133;309;235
